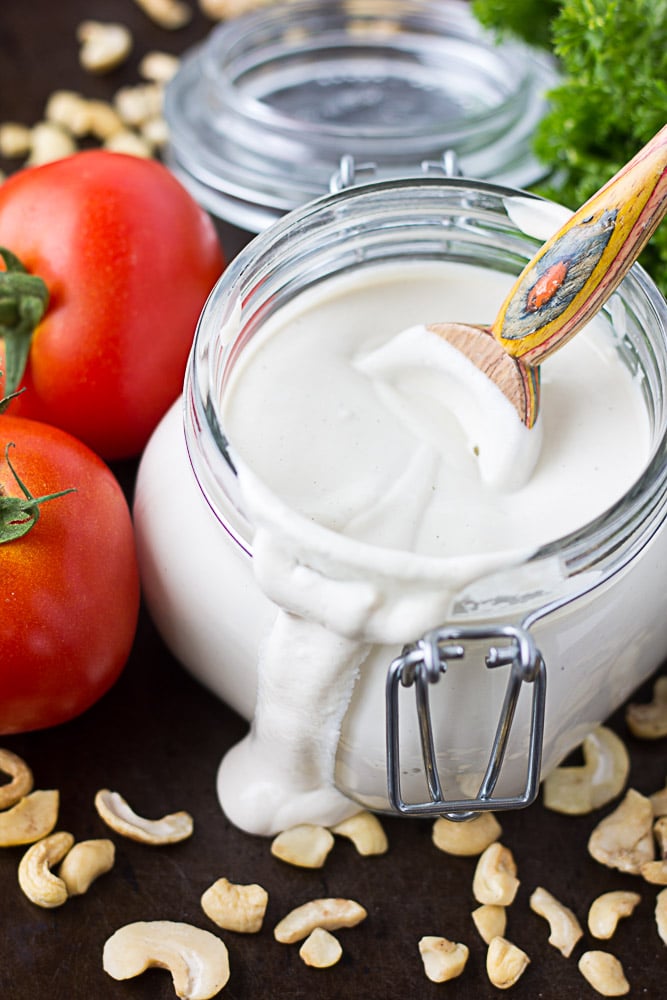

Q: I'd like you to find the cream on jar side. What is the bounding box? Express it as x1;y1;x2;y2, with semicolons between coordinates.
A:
203;258;648;835
134;177;667;838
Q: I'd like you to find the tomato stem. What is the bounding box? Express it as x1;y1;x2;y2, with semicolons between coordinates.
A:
0;247;49;413
0;443;75;543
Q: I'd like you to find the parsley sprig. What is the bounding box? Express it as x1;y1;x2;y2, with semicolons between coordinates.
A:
472;0;667;296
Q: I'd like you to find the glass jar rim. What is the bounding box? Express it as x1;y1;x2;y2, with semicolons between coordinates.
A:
185;174;667;602
165;0;559;232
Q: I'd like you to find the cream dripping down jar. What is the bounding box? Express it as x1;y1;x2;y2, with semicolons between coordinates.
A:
134;173;667;837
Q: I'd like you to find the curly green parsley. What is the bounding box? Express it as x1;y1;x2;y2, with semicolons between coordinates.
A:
472;0;667;295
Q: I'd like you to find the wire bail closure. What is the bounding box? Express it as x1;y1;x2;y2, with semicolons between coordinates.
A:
329;150;464;193
385;624;546;821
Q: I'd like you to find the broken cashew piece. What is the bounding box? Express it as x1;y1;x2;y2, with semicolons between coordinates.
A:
201;877;268;933
104;130;153;158
432;811;502;856
472;842;520;906
641;815;667;884
27;122;76;166
77;21;133;74
542;726;629;815
625;675;667;739
650;778;667;817
58;839;115;896
486;936;530;990
578;951;630;997
588;891;641;940
588;788;655;874
46;92;124;141
299;928;343;968
139;51;181;84
0;748;33;810
418;936;469;983
0;789;59;846
103;921;229;1000
271;823;334;868
656;887;667;945
274;898;367;944
0;123;32;159
94;789;193;844
529;886;583;957
330;811;388;856
18;831;74;908
198;0;273;20
472;904;507;945
132;0;193;30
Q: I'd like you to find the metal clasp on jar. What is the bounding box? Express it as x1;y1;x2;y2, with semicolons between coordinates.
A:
385;624;546;821
329;149;464;193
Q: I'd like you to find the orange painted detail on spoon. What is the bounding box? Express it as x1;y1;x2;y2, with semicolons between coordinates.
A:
526;259;570;312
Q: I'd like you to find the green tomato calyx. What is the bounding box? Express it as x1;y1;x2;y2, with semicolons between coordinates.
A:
0;443;75;543
0;246;49;412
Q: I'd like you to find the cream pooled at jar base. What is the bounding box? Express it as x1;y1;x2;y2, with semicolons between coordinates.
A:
133;180;667;837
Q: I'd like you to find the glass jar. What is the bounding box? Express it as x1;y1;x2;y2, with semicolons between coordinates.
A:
164;0;558;233
133;176;667;831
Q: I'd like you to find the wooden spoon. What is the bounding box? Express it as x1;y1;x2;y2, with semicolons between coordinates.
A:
428;124;667;428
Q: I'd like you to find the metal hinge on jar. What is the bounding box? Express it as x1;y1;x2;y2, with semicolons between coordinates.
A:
329;150;464;193
385;624;546;821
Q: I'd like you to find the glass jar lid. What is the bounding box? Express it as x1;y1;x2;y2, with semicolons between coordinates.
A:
164;0;559;232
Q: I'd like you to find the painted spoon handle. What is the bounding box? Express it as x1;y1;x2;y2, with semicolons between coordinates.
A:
492;124;667;366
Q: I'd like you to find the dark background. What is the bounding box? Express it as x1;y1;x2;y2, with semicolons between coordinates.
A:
0;2;666;998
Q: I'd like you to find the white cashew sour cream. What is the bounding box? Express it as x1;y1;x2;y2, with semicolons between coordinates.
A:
133;189;667;837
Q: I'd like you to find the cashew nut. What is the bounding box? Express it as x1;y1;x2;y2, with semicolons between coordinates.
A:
486;936;530;990
274;898;367;944
0;748;33;810
140;117;170;150
270;823;334;868
201;877;268;933
432;811;502;856
198;0;273;19
27;122;76;165
44;91;91;136
103;921;230;1000
139;51;181;84
588;891;642;939
77;21;133;75
656;887;667;945
529;886;583;957
104;130;153;158
114;83;164;128
640;815;667;884
58;839;115;896
94;789;193;844
45;91;124;141
0;789;59;846
299;928;343;968
133;0;193;30
418;936;469;983
0;123;32;159
472;904;507;945
578;951;630;996
625;675;667;739
588;788;655;874
330;811;388;856
472;842;520;907
650;778;667;817
18;831;74;908
543;726;629;815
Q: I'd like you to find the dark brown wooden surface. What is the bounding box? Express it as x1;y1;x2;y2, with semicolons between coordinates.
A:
1;3;666;999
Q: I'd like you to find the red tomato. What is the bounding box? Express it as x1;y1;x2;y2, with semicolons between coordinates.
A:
0;150;224;459
0;415;140;734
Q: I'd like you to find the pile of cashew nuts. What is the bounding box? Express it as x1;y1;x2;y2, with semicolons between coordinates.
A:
1;675;666;997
